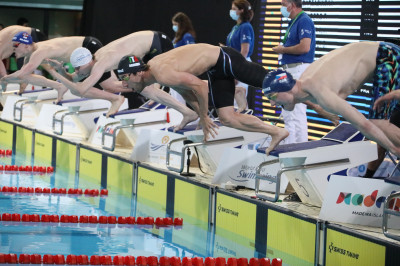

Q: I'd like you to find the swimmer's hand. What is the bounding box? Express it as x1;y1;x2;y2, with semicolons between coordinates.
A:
44;59;64;72
373;91;400;111
198;116;219;141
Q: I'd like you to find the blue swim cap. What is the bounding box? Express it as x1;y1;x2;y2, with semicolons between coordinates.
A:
262;69;296;95
12;31;33;45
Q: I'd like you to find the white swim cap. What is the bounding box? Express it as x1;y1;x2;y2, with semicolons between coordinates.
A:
70;47;92;67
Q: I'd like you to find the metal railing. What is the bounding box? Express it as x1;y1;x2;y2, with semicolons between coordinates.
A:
101;119;167;151
166;136;244;174
255;158;350;202
382;191;400;241
52;108;108;135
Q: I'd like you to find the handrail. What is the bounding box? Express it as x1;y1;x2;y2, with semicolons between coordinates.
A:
13;98;36;122
255;158;350;202
52;108;108;135
382;191;400;241
166;136;244;173
101;119;167;151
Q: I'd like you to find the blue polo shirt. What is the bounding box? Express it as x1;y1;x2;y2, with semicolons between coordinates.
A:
282;12;315;64
173;33;195;48
226;21;254;57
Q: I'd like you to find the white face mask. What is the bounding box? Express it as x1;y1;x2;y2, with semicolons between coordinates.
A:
230;10;239;21
172;25;178;32
280;6;291;18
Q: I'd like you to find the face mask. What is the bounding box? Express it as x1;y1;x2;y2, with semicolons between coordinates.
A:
172;25;178;32
230;10;239;21
280;6;291;18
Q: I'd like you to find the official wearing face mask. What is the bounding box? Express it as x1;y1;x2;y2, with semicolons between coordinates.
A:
171;12;196;48
225;0;255;113
271;0;316;145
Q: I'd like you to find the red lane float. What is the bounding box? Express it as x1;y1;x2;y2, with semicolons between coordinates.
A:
0;253;282;266
0;186;107;197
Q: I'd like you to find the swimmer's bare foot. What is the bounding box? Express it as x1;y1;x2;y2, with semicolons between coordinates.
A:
56;84;68;103
173;109;199;132
106;95;124;117
265;127;289;155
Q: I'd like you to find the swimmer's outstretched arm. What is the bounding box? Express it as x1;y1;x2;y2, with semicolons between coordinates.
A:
314;89;400;157
304;100;340;126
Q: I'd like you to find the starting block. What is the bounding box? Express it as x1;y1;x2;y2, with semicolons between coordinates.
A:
89;101;183;153
1;88;57;125
35;97;128;140
382;176;400;241
255;122;378;206
165;121;267;176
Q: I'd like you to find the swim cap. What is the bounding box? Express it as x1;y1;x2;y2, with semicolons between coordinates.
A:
70;47;92;67
262;69;296;95
117;55;146;75
12;31;32;44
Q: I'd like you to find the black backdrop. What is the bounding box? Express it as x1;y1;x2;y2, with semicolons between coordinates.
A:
81;0;260;51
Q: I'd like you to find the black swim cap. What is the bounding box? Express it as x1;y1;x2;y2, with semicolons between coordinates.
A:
117;55;146;76
262;69;296;95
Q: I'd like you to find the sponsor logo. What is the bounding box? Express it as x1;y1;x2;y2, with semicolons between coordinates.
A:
161;136;170;144
336;189;399;211
128;63;140;67
215;242;237;256
81;158;92;164
228;164;275;183
217;204;239;217
328;242;359;260
36;141;45;147
139;177;154;186
95;125;114;134
275;73;287;80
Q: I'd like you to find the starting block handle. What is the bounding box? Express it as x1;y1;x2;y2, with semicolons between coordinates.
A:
102;119;167;151
52;107;108;135
166;137;189;173
166;136;245;174
101;121;122;151
382;191;400;241
255;158;350;202
13;99;35;122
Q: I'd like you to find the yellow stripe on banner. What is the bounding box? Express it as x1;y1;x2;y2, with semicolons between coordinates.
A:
174;179;209;227
56;140;77;173
215;193;256;247
262;59;279;65
34;133;52;166
107;157;133;198
307;122;335;131
79;147;102;185
264;23;282;28
0;120;13;149
137;167;167;212
263;17;282;22
261;52;279;58
15;126;32;161
267;210;315;266
263;29;281;34
325;229;385;266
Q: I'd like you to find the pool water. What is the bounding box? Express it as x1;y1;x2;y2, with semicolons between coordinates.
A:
0;152;258;263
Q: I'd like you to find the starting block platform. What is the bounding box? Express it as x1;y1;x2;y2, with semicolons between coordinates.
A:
35;97;128;140
1;89;58;125
89;101;183;153
252;122;377;206
164;121;267;176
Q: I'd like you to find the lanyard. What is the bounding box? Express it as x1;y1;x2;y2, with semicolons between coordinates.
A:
228;25;239;46
282;11;304;44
